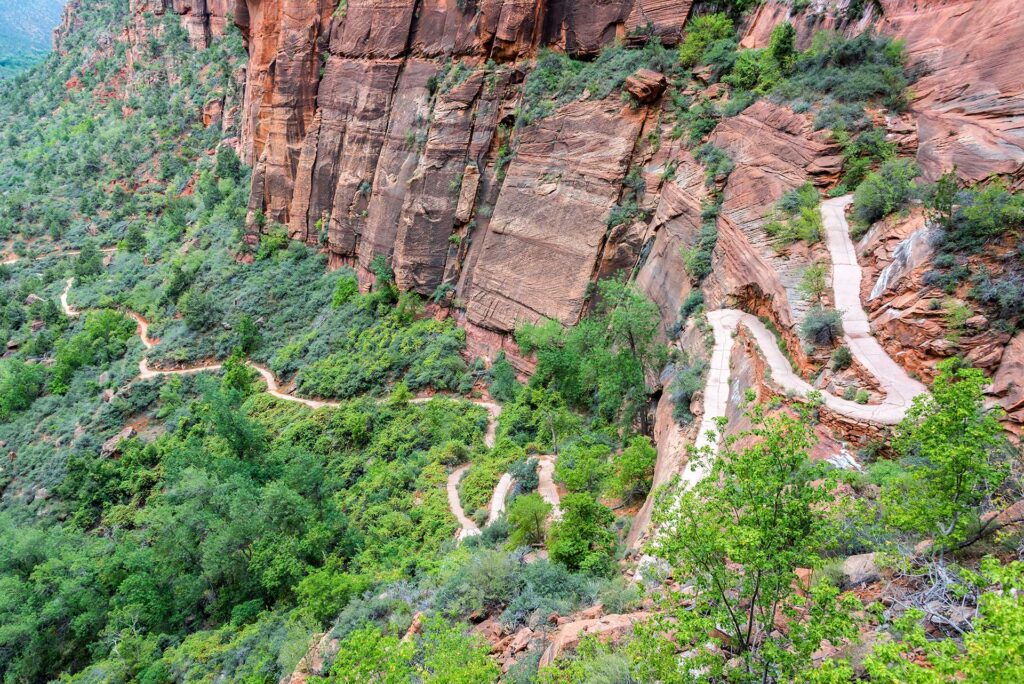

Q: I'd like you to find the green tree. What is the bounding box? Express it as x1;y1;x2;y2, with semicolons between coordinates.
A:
488;352;520;403
236;313;261;353
798;262;829;302
615;435;657;502
316;625;414;683
767;22;797;73
924;168;959;231
331;274;359;308
884;359;1008;547
651;407;856;681
517;278;666;434
221;348;260;397
506;493;552;548
555;442;613;495
74;241;104;278
179;287;221;330
122;222;147;252
0;359;46;417
215;145;242;182
548;493;616;576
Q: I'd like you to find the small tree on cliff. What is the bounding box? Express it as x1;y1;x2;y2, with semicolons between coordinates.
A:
885;358;1009;548
648;407;858;682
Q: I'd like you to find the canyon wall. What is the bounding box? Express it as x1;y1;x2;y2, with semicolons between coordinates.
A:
112;0;1024;371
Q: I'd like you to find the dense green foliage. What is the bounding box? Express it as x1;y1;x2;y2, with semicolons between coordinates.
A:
851;158;920;227
886;359;1008;546
2;0;1021;680
2;386;494;681
516;278;667;433
518;40;678;125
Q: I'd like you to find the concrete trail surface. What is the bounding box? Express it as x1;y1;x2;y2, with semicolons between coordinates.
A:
448;464;481;540
486;473;514;526
537;454;562;519
629;195;928;551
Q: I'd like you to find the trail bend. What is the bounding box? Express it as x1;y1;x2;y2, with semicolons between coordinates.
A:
629;195;927;550
63;274;506;539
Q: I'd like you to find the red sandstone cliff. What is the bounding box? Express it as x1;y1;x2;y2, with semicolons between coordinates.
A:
115;0;1024;378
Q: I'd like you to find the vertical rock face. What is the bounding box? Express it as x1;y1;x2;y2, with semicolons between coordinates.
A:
231;0;694;341
131;0;1022;361
466;100;647;329
879;0;1024;183
706;100;840;330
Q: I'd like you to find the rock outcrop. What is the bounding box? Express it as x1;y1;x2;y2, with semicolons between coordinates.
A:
741;0;1024;185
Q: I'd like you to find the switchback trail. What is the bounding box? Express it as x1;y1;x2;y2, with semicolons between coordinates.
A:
62;274;505;540
448;464;481;540
628;195;927;550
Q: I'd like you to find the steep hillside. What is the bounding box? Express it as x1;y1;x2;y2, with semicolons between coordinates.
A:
0;0;66;75
2;0;1024;681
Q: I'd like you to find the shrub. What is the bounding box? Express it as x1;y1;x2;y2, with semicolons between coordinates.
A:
256;225;289;260
678;290;704;322
678;13;734;67
178;287;222;330
508;457;539;493
670;356;709;424
971;269;1024;323
332;274;359;308
830;345;853;371
680;223;718;282
694;143;734;185
765;182;822;245
852;158;919;226
801;306;844;347
939;182;1024;253
775;30;910;112
0;359;46;417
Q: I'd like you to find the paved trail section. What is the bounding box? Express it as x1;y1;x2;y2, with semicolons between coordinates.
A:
537;455;562;518
628;196;927;550
486;473;514;525
448;464;481;540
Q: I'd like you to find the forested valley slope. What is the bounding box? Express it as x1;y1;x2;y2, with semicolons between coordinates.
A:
1;0;1023;681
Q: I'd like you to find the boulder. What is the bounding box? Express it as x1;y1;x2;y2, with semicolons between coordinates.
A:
841;553;880;589
100;426;136;458
624;69;667;103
